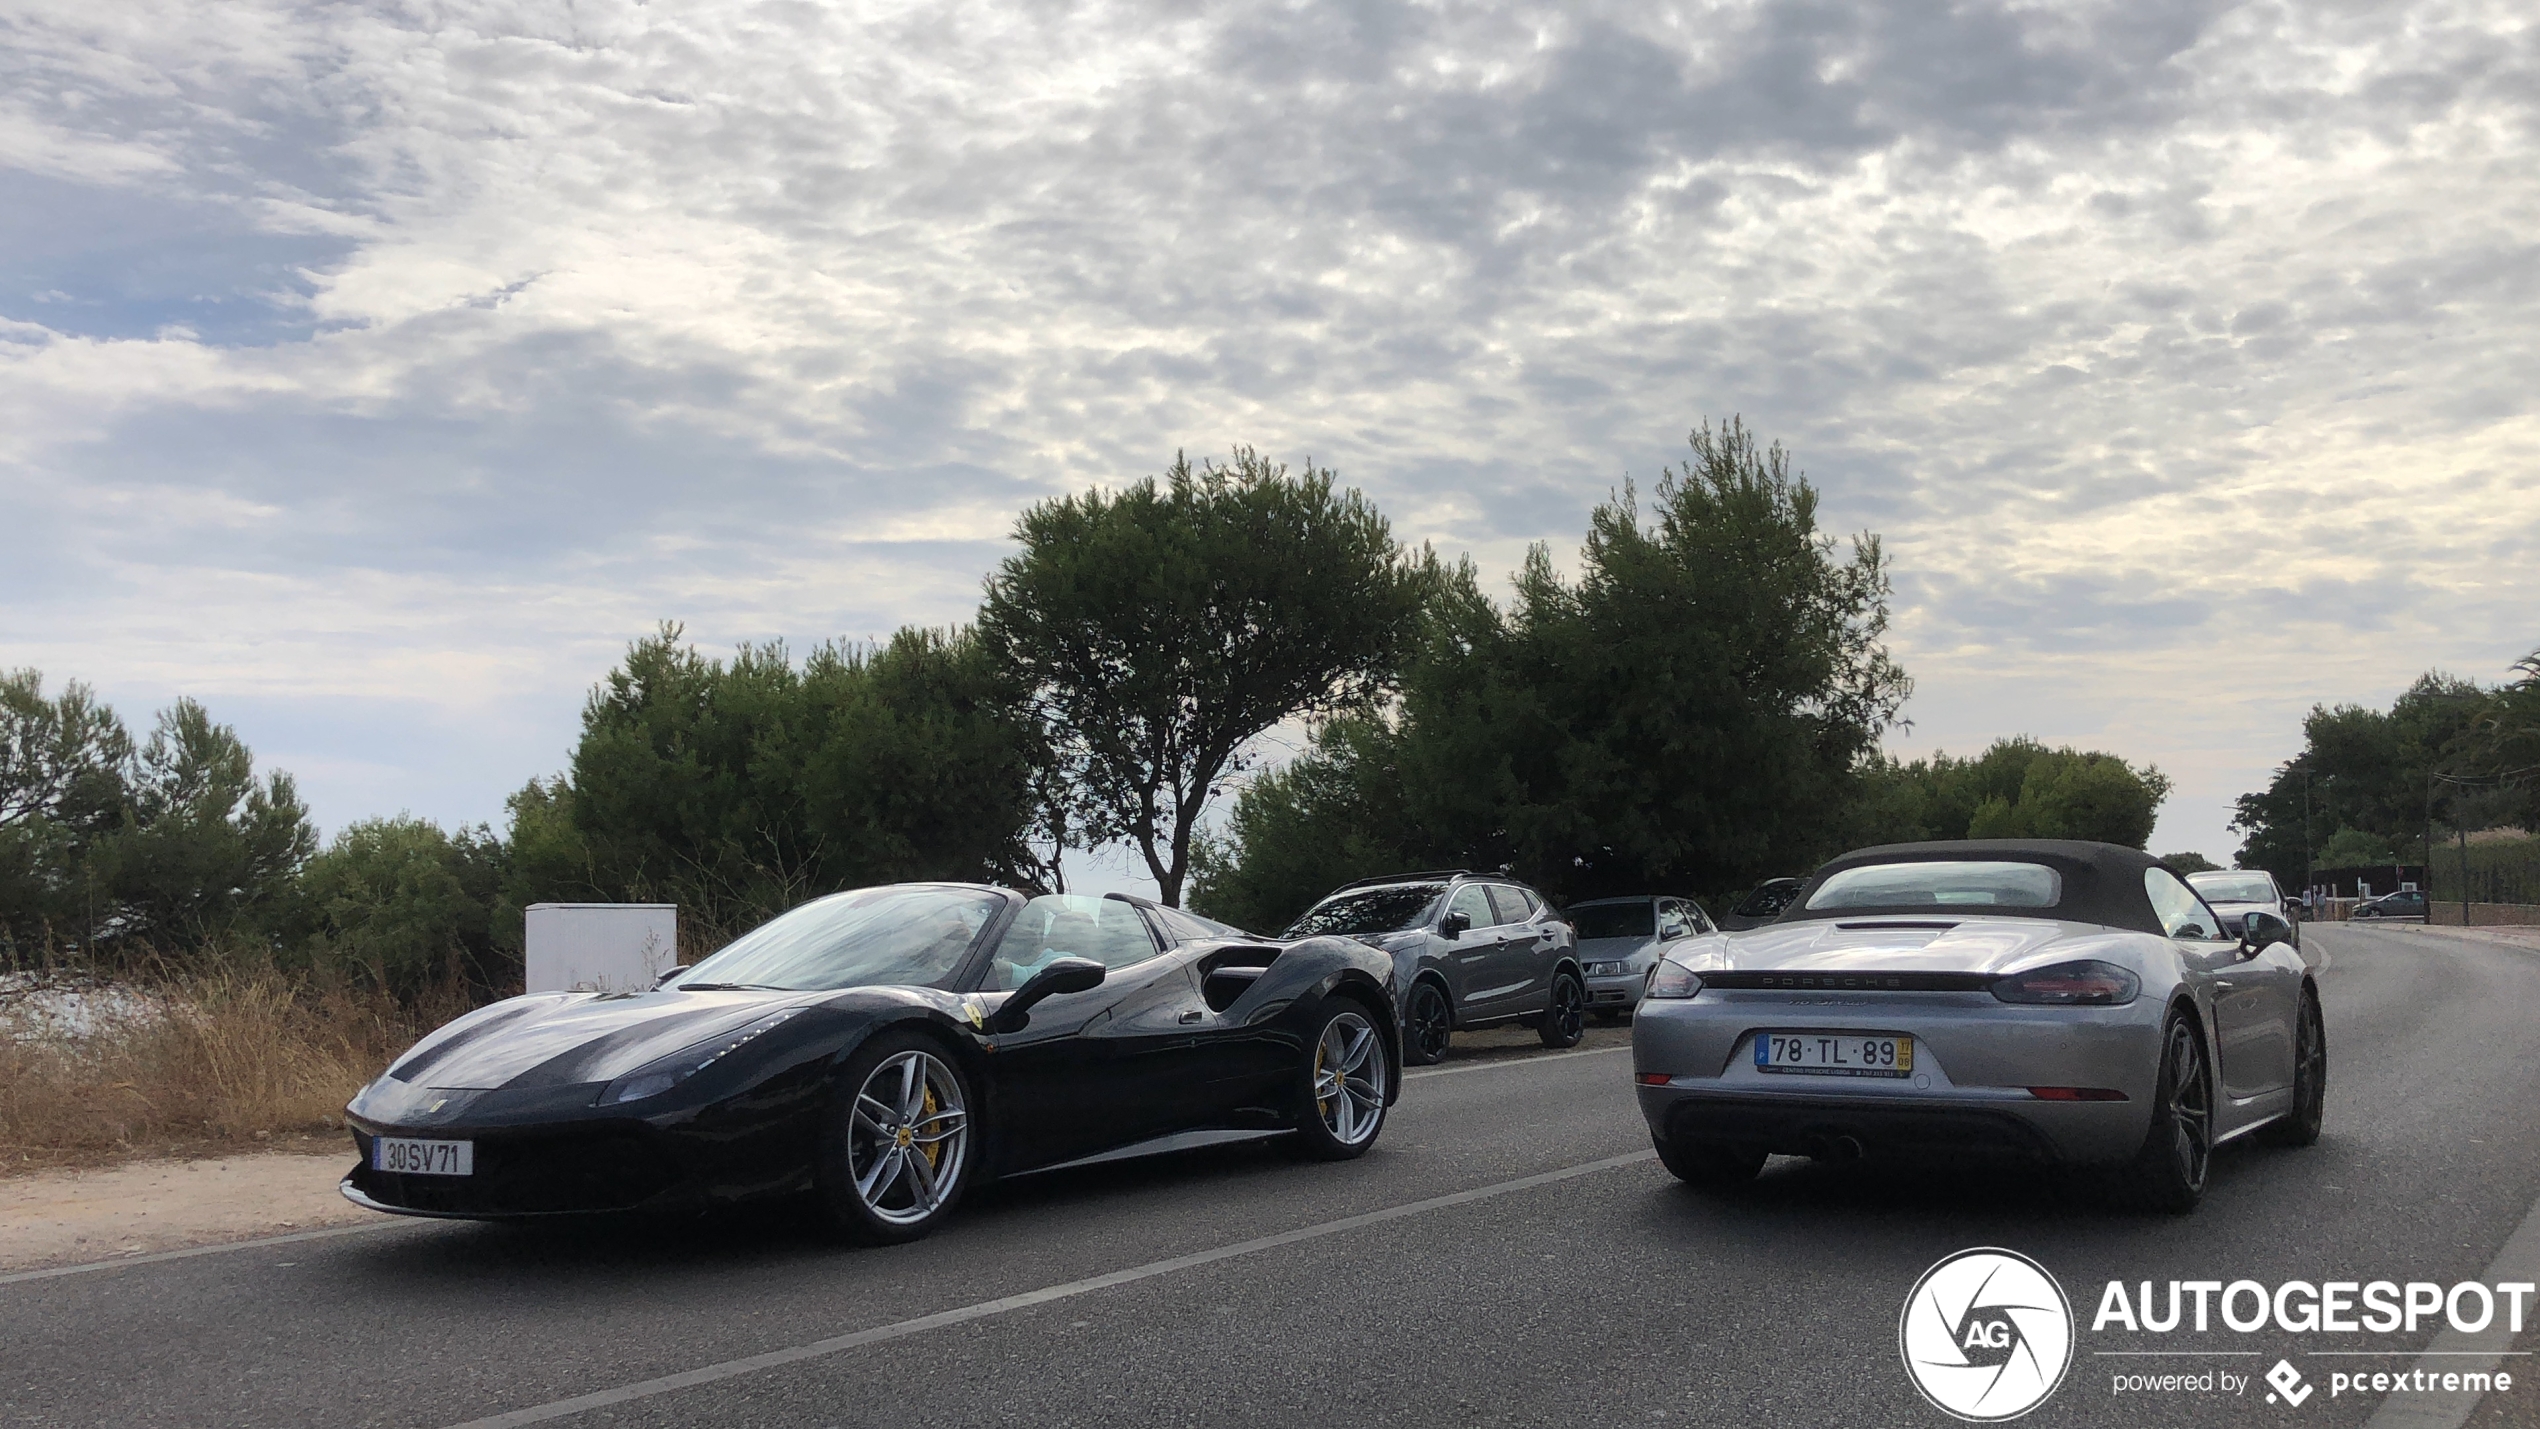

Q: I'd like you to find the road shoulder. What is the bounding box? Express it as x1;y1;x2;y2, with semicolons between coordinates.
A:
0;1149;369;1272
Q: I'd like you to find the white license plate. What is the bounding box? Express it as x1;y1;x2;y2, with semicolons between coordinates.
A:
373;1138;473;1176
1755;1032;1913;1079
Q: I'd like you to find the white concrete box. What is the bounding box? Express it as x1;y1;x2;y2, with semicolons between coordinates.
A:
525;903;679;994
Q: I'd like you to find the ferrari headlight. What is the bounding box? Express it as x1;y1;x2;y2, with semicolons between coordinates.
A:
1990;960;2140;1007
598;1007;809;1106
1643;960;1702;999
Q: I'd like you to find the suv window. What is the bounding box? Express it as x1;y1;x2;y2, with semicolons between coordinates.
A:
1656;901;1691;940
1284;884;1442;938
1485;885;1534;926
989;893;1160;989
1447;884;1495;931
2143;869;2224;941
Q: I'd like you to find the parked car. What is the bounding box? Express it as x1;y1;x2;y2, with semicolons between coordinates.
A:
2352;889;2430;922
1632;839;2322;1213
1283;871;1584;1065
1566;895;1713;1021
1717;877;1804;931
342;886;1399;1243
2186;868;2300;947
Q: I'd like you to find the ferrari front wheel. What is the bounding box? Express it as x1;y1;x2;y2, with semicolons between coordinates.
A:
1289;1003;1388;1161
815;1032;974;1244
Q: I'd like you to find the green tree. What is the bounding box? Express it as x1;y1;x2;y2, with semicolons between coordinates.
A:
1848;739;2169;847
299;816;510;995
86;698;314;950
1193;418;1911;924
2318;826;2396;867
523;623;1048;940
2160;852;2221;874
2232;672;2493;885
980;449;1431;906
0;670;134;952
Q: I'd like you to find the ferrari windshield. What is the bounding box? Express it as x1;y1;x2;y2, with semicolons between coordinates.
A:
1286;884;1442;938
1569;902;1656;940
680;886;1003;992
1805;860;2062;910
2188;872;2277;904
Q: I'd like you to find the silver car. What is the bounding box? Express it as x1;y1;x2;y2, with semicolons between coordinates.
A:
1632;839;2322;1212
1567;895;1712;1020
2186;868;2300;947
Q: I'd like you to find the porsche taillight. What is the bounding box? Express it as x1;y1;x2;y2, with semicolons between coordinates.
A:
1989;959;2140;1006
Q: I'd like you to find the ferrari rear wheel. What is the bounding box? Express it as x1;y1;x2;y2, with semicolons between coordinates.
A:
2114;1010;2211;1214
1537;970;1586;1048
815;1032;973;1244
1289;1003;1388;1160
1403;981;1452;1066
2258;986;2326;1148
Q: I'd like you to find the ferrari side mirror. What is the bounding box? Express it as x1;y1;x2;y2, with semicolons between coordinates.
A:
653;965;691;989
984;957;1107;1033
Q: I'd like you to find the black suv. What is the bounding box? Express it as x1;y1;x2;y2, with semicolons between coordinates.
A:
1283;871;1583;1065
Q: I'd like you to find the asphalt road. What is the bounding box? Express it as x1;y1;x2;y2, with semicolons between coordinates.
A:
7;922;2539;1428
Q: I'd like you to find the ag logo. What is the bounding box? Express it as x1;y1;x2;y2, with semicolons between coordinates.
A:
1899;1248;2073;1421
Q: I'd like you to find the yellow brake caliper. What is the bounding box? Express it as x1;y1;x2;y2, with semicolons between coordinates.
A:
919;1085;944;1171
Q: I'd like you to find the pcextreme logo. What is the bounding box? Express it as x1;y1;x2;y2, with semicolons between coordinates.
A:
1900;1248;2076;1421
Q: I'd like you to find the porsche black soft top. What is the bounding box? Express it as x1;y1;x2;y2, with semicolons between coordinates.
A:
1777;839;2169;935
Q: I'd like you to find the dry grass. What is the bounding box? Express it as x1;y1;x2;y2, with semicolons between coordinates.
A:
0;966;470;1175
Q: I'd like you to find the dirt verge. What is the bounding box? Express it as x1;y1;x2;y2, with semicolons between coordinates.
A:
0;1148;373;1272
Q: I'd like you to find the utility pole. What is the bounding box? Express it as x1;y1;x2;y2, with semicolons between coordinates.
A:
2460;823;2471;928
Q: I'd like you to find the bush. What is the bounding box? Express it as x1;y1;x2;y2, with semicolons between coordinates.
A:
298;817;514;997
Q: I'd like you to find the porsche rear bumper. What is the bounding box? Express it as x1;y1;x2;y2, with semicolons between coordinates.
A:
1632;992;2167;1166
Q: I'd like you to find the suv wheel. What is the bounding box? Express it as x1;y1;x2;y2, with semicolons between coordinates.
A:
1537;970;1585;1048
1403;981;1452;1066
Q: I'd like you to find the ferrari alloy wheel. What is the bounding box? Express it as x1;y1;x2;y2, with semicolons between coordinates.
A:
1403;981;1452;1066
1291;1004;1388;1160
817;1033;973;1243
1537;970;1586;1049
2117;1011;2211;1214
2259;987;2326;1148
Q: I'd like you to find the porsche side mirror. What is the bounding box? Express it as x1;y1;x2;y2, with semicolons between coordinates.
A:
984;957;1107;1033
1438;912;1470;939
2241;911;2291;955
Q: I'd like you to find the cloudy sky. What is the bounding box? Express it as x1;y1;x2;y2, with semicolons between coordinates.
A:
5;0;2536;883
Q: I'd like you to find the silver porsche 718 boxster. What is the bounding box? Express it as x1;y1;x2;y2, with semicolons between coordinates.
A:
1632;840;2322;1212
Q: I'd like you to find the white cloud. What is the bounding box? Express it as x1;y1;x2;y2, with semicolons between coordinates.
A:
3;0;2536;871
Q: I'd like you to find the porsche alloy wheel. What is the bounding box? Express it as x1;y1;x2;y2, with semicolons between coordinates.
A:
1537;970;1586;1048
2117;1012;2211;1214
1404;982;1452;1066
818;1034;973;1242
2260;987;2326;1148
1292;1004;1387;1160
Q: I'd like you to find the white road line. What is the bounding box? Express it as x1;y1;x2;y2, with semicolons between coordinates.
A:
0;1218;409;1288
1405;1044;1631;1080
2364;1183;2540;1429
442;1148;1660;1429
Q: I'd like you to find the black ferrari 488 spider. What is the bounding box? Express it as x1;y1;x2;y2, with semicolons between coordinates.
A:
342;885;1401;1241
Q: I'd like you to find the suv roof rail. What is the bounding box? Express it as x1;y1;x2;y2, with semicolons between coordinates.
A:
1331;869;1474;892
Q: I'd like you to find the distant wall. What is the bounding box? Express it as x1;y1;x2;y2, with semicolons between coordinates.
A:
2429;902;2540;927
